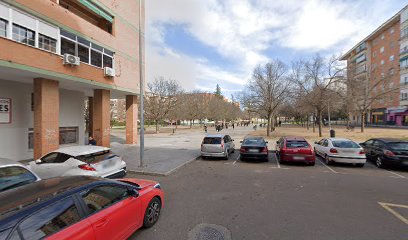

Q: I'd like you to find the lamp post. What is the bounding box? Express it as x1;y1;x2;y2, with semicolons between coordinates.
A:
139;0;145;167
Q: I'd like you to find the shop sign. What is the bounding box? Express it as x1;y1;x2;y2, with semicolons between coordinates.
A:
0;98;11;124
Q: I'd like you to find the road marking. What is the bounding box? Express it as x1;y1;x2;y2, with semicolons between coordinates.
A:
236;154;240;161
233;160;237;165
274;153;281;168
317;158;338;173
378;202;408;225
386;170;406;179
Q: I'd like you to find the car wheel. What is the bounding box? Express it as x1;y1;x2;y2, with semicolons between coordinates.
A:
376;157;384;168
357;163;364;167
314;148;318;157
325;155;332;165
143;197;161;228
225;151;229;160
308;161;315;166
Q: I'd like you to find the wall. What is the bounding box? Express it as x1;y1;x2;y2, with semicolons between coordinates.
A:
0;80;85;160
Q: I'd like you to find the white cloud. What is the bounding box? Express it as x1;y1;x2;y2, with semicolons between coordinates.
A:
145;0;407;92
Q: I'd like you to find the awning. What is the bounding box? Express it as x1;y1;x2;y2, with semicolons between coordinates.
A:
371;112;384;115
79;0;113;23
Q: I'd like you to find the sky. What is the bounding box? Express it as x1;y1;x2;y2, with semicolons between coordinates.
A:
145;0;407;98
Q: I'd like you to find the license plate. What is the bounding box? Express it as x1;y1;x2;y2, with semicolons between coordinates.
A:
293;156;304;160
101;160;115;169
249;149;259;153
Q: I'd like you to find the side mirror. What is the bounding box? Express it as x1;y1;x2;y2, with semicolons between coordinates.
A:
232;139;235;141
359;143;365;146
276;141;279;144
128;189;139;198
265;141;269;144
35;159;42;164
240;141;243;143
314;141;318;144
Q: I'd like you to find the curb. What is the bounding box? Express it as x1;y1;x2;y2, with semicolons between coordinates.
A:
127;155;201;176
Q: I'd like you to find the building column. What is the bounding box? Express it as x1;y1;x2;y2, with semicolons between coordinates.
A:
33;78;59;159
126;95;138;144
88;96;94;135
92;89;110;147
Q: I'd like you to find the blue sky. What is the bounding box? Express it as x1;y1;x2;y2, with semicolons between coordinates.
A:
146;0;407;98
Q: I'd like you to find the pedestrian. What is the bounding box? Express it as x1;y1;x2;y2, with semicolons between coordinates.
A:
204;125;207;133
232;123;235;129
279;120;282;127
88;136;96;145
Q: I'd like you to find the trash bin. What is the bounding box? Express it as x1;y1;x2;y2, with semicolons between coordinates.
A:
330;129;335;138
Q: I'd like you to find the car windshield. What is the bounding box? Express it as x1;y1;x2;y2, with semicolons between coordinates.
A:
243;138;264;145
286;141;309;148
203;137;222;144
387;142;408;151
0;166;37;192
332;140;360;148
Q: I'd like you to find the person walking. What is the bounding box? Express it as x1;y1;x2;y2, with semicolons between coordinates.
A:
204;125;208;133
232;123;235;129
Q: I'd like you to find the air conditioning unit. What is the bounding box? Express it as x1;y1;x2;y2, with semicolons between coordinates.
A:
104;67;115;77
63;54;80;66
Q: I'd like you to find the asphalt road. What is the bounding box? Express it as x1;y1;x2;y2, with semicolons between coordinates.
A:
128;150;408;240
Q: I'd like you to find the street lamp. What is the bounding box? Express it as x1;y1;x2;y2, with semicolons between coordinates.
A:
139;0;145;167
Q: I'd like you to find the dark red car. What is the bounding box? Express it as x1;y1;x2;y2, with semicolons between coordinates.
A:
276;137;315;166
0;176;164;240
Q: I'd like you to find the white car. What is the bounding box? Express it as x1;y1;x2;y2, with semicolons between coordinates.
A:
0;158;41;192
314;138;366;167
29;146;126;179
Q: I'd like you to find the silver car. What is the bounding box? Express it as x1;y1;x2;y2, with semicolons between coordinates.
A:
28;146;127;179
0;158;41;192
201;134;235;159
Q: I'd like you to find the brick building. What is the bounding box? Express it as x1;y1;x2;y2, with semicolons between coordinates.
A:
0;0;144;160
342;5;408;126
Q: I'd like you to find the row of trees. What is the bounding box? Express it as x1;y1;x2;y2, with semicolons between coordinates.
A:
239;54;400;136
144;77;242;133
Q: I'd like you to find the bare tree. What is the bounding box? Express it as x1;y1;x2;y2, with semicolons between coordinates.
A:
241;60;291;136
291;55;345;137
144;77;183;133
346;64;399;132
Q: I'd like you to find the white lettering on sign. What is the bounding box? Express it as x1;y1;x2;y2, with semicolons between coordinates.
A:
0;98;11;124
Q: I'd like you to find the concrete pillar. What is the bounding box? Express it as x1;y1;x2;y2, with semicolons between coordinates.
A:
92;89;110;147
126;95;138;144
88;96;94;135
33;78;59;159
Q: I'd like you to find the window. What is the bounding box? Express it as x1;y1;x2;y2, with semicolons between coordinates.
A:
91;50;102;67
0;19;7;38
373;51;377;57
12;24;35;46
401;59;408;69
286;141;309;148
60;30;114;68
356;42;366;53
203;137;221;144
389;68;395;76
59;127;78;145
389;55;394;61
381;34;385;40
61;38;75;56
380;46;384;53
38;34;57;53
380;59;384;65
0;166;37;192
390;28;394;34
80;185;129;214
17;197;81;240
402;27;408;38
390;41;395;49
401;92;408;101
355;54;366;63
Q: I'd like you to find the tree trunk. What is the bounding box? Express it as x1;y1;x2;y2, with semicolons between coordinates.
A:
306;114;310;130
155;120;159;134
190;119;193;129
267;115;271;137
361;112;365;133
312;113;316;133
271;116;275;132
318;109;323;137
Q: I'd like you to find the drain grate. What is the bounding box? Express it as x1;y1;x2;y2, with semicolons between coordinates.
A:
188;223;232;240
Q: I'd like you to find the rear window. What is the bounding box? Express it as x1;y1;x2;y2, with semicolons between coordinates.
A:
243;138;264;145
332;141;360;148
286;141;309;148
76;150;117;164
0;166;37;192
387;142;408;151
203;137;222;144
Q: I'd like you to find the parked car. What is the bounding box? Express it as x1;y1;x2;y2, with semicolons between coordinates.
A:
239;137;269;161
360;138;408;168
314;138;366;167
0;176;163;240
201;134;235;159
276;137;315;166
28;146;126;179
0;158;41;192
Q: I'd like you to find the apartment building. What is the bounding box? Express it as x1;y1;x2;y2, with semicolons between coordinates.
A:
0;0;144;160
342;5;408;126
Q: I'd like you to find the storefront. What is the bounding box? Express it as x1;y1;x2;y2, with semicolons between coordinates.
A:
387;107;408;126
371;109;386;125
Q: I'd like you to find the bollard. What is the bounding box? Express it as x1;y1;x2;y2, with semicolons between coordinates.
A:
330;129;335;138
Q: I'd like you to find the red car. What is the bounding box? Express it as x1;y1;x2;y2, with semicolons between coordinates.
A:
0;176;164;240
276;137;315;166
